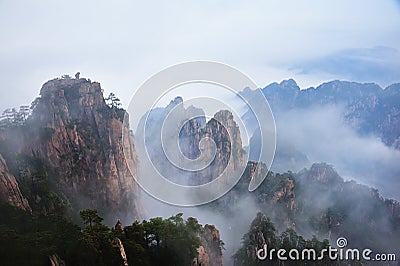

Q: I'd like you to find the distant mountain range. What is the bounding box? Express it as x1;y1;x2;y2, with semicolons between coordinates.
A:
244;79;400;148
242;79;400;202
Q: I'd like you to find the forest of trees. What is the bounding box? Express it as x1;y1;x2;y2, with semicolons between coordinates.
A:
0;204;205;266
233;212;357;266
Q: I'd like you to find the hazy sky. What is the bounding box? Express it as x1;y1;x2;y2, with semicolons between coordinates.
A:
0;0;399;112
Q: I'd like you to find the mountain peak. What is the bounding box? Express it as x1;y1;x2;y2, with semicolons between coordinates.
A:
0;77;142;223
279;78;299;90
167;96;183;107
213;109;234;122
304;163;343;184
384;83;400;93
40;77;100;97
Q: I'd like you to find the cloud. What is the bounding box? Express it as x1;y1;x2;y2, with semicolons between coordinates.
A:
141;190;260;265
1;1;400;113
274;105;400;199
291;46;400;87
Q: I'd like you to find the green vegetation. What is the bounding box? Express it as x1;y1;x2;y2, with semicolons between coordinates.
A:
11;155;66;216
0;105;31;128
211;163;400;263
105;92;121;109
0;204;204;266
105;92;125;120
234;212;333;265
0;203;80;266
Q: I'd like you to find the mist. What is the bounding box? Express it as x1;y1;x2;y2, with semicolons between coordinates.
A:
131;89;400;263
273;105;400;200
133;96;262;263
140;189;260;264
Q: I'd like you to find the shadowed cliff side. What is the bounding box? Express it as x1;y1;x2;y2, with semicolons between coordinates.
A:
0;153;31;211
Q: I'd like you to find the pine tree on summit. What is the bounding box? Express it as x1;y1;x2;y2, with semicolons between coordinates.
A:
106;92;122;109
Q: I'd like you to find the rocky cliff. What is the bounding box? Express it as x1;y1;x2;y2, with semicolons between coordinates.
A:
0;77;141;223
194;224;223;266
182;109;247;185
138;97;247;186
201;110;247;182
0;153;30;211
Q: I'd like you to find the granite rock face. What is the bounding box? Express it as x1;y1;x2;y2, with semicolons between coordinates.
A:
180;109;247;185
138;97;247;186
193;224;223;266
0;77;142;222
